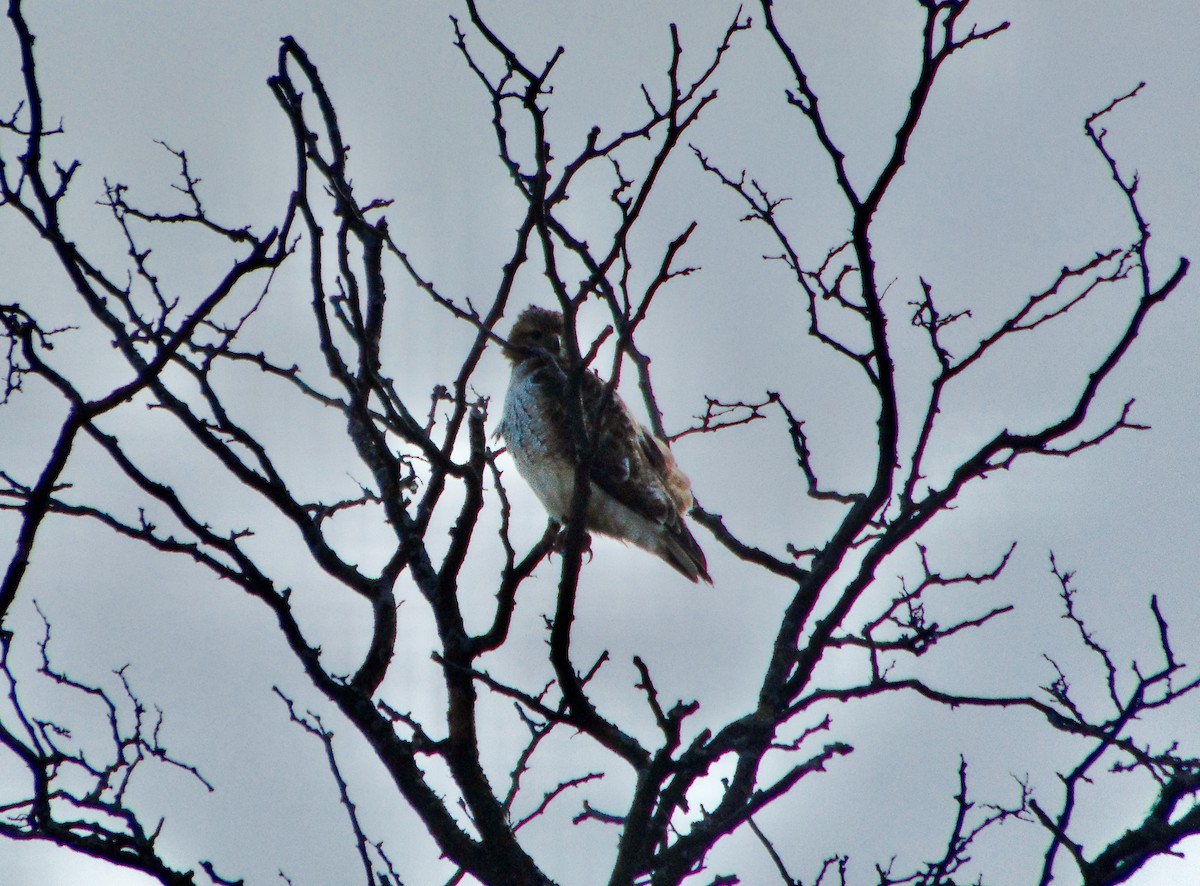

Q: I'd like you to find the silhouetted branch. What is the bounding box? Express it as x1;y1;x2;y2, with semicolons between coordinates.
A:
0;605;213;884
273;688;389;886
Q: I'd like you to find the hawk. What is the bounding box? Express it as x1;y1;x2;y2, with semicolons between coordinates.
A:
497;306;712;584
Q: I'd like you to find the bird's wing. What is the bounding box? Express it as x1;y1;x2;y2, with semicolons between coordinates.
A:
523;360;684;525
580;371;679;525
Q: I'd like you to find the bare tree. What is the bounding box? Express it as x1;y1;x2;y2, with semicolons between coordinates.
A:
0;1;1194;885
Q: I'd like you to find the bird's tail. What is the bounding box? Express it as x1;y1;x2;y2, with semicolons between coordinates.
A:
661;522;712;585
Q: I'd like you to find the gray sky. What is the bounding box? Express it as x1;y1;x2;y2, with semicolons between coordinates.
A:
1;2;1198;884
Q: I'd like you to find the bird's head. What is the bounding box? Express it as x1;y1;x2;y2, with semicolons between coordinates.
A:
503;306;565;364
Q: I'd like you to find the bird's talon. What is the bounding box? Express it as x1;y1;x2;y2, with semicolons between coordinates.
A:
548;523;593;562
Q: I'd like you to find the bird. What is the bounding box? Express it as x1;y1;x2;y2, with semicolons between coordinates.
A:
497;305;712;584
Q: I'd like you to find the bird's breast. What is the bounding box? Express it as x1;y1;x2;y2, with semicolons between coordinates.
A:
501;366;576;520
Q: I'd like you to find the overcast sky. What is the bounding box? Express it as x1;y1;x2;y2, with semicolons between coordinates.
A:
1;2;1198;884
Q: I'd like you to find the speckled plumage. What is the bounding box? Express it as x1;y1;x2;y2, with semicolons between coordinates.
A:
497;306;711;584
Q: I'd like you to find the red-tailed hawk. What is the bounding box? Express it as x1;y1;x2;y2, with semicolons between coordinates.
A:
498;306;711;584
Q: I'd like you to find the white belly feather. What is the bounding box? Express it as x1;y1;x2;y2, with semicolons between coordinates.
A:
500;365;576;520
